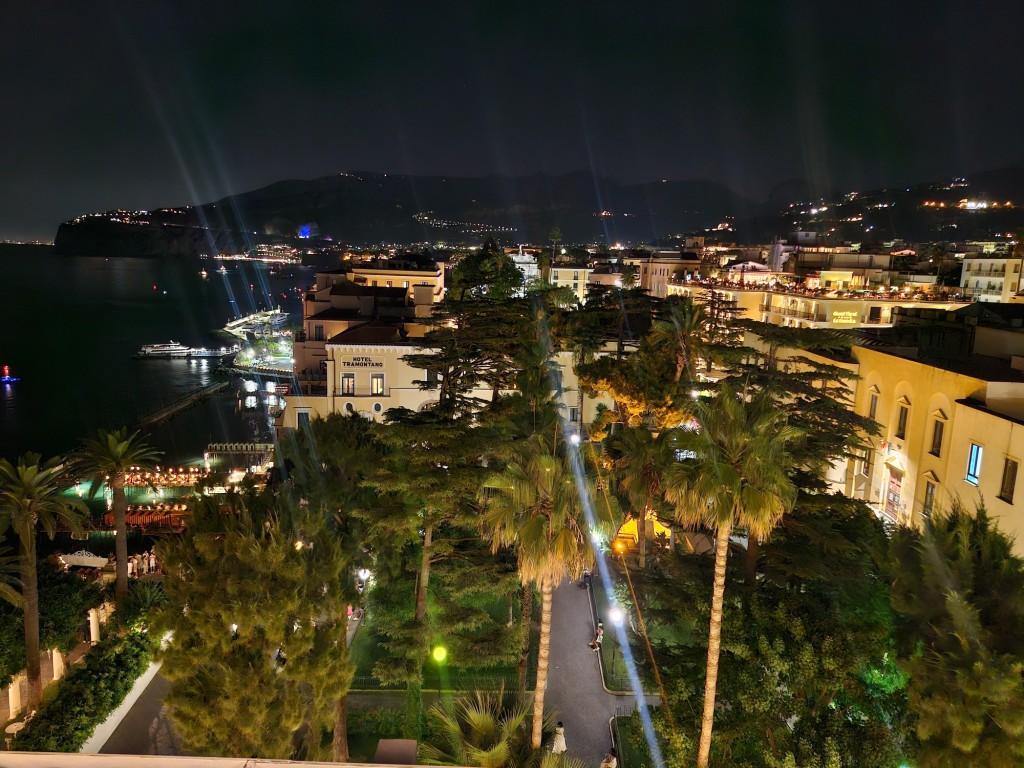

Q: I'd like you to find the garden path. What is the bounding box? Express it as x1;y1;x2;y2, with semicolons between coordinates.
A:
543;579;657;768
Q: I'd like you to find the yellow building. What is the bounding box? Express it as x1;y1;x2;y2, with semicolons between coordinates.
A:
844;345;1024;551
666;283;968;329
281;322;611;430
547;265;595;304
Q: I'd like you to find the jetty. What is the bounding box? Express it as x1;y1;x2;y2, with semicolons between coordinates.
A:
136;380;229;428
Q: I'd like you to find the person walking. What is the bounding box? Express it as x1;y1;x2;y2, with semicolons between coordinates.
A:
589;622;604;652
599;748;617;768
551;722;567;754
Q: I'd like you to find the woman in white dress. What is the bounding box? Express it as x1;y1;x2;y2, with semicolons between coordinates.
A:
551;722;567;754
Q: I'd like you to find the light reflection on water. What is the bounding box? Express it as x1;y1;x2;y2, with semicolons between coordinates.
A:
0;247;309;462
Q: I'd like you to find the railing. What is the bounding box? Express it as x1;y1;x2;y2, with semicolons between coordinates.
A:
337;387;392;398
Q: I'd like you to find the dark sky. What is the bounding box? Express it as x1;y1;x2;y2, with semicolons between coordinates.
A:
2;1;1021;240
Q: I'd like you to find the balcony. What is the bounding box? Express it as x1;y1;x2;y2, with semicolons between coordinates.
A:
336;387;391;398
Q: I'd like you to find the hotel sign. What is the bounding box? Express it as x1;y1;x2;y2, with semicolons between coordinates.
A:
341;355;384;368
831;310;859;324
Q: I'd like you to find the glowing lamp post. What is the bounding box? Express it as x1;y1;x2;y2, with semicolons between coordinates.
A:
432;645;448;703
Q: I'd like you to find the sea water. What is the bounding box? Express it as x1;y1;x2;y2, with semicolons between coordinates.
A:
0;245;309;462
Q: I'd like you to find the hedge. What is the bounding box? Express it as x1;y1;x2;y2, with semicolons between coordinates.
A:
0;564;105;684
13;629;156;752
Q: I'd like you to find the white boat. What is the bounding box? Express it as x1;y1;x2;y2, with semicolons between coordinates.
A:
187;345;240;358
137;341;190;357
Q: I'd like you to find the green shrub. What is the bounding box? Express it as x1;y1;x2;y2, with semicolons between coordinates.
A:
114;580;167;631
0;564;105;684
13;630;156;752
348;704;406;741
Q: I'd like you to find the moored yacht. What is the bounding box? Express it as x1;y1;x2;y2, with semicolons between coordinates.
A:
137;341;190;357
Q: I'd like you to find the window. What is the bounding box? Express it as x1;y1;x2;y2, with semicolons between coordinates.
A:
569;407;580;424
966;443;983;485
930;419;944;457
296;412;311;430
923;481;937;521
999;457;1018;503
861;447;873;478
371;374;385;395
386;280;392;287
341;373;355;395
425;369;439;386
313;324;324;341
895;405;909;440
868;393;878;421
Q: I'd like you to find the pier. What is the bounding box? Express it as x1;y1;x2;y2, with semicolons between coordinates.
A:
135;380;229;428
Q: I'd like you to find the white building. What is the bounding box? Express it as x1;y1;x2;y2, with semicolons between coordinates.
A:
959;254;1024;302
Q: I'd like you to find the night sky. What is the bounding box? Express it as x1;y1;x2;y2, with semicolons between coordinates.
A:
2;1;1021;240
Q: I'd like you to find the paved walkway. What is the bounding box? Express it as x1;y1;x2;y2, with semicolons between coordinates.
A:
544;580;654;768
100;673;179;755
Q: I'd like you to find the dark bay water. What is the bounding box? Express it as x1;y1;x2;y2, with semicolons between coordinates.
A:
0;244;309;462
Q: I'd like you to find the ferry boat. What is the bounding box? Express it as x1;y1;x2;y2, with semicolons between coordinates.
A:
137;342;190;357
1;364;19;383
136;342;239;359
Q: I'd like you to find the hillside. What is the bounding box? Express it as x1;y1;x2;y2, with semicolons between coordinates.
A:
52;166;1024;257
54;171;755;256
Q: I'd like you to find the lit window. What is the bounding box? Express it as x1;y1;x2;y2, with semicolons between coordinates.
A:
999;457;1018;503
966;443;983;486
930;419;944;457
341;374;355;395
371;374;385;395
895;405;909;440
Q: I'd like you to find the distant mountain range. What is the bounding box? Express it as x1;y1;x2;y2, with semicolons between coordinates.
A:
53;167;1024;256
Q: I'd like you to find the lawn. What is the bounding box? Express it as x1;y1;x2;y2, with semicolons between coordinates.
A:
613;714;653;768
590;573;651;691
349;588;539;692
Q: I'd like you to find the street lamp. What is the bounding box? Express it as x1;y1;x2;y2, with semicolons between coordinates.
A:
432;645;448;705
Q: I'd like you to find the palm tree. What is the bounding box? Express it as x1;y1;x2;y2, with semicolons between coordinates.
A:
649;295;710;384
665;386;799;768
419;688;534;768
605;426;675;569
481;437;616;749
0;453;86;706
77;428;162;601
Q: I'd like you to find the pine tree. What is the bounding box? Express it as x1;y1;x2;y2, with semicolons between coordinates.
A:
158;493;355;759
